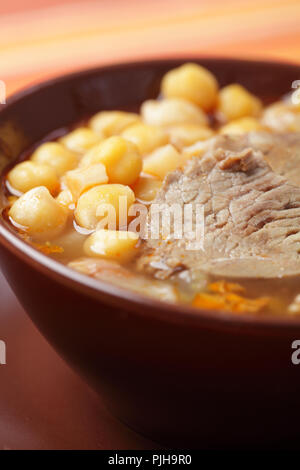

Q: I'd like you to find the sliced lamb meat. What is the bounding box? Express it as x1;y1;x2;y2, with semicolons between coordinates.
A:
137;146;300;280
249;132;300;187
193;132;300;186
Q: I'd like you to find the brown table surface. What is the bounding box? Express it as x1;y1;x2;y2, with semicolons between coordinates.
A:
0;271;158;450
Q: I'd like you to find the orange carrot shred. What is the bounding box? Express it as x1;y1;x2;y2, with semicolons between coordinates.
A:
192;293;228;310
193;281;270;314
33;241;64;255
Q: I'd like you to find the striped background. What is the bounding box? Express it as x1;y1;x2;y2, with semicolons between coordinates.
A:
1;0;300;96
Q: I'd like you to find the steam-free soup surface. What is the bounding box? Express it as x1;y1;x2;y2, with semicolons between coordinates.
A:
4;63;300;316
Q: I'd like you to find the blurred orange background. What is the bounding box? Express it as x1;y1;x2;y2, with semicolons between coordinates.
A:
1;0;300;96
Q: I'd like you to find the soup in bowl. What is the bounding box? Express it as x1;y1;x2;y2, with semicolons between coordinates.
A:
1;59;300;448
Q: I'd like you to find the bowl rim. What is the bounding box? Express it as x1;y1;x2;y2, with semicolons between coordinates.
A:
2;56;300;332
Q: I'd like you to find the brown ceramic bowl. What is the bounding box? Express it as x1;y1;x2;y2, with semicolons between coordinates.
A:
1;58;300;449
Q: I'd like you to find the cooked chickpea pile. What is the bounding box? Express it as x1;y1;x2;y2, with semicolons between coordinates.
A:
6;63;300;266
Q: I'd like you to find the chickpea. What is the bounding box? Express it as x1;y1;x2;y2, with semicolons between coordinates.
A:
63;163;108;201
7;161;59;195
56;189;74;212
262;102;300;132
143;144;183;179
31;142;78;177
9;186;68;240
89;111;140;136
84;229;139;262
217;84;262;122
182;140;212;159
166;124;214;150
132;176;162;203
75;184;135;230
161;63;218;111
80;136;142;185
60;127;103;153
141;98;208;127
220;117;265;135
122;123;168;155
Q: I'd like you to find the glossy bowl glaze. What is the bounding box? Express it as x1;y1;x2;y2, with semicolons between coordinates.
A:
1;59;300;449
